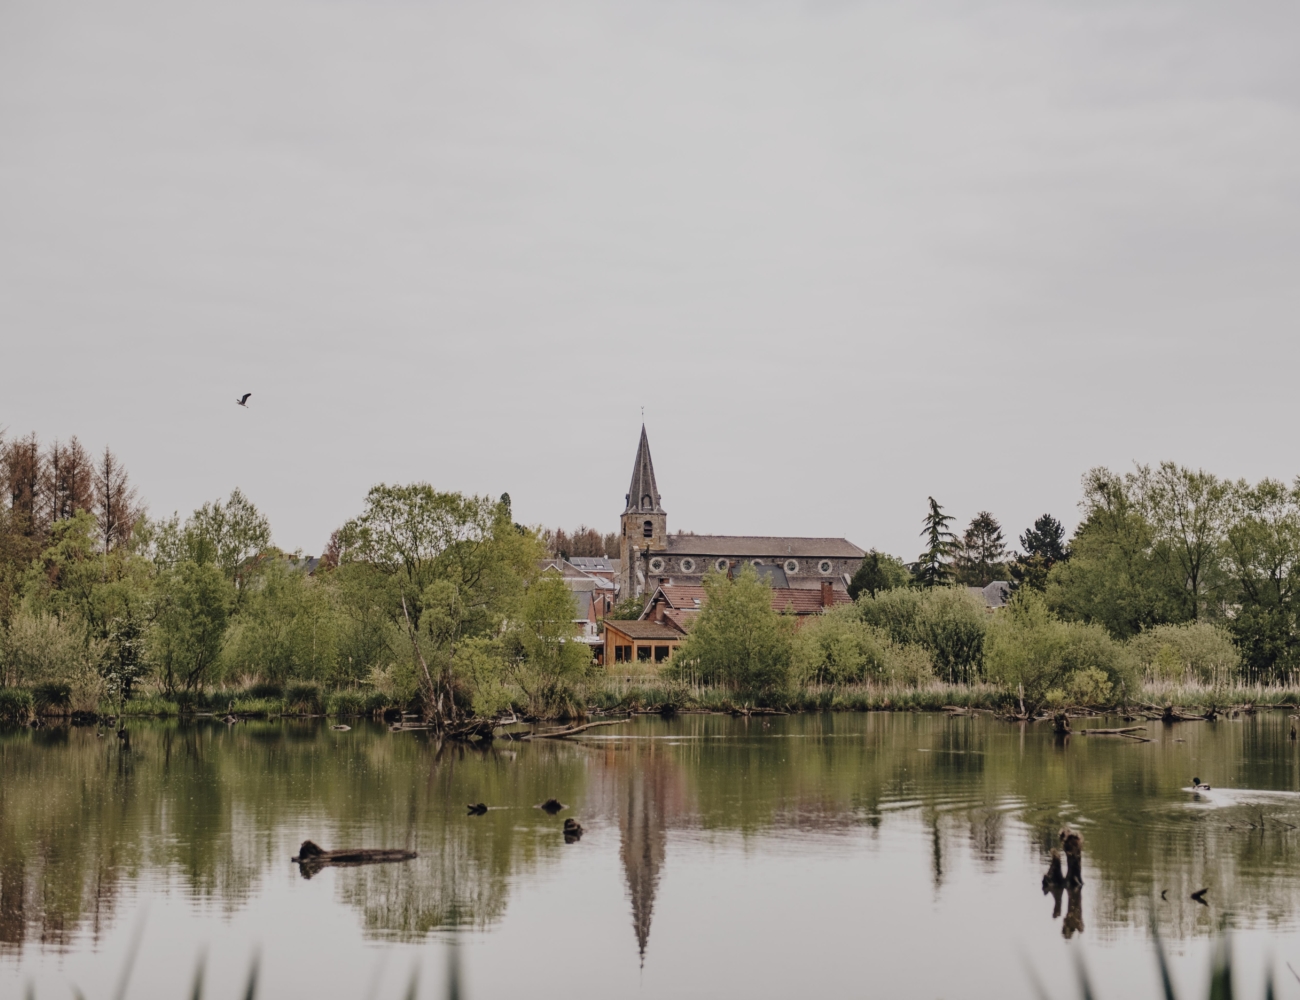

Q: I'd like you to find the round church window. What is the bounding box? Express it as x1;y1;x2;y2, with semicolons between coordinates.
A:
649;557;665;574
785;559;799;574
818;560;833;575
715;558;729;572
680;558;696;573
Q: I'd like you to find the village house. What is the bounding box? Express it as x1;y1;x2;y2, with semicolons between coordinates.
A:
539;557;617;648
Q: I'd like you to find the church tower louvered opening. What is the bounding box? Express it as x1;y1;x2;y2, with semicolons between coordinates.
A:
619;425;667;597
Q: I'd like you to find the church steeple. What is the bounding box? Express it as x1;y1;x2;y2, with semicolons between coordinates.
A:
618;425;668;598
624;425;663;514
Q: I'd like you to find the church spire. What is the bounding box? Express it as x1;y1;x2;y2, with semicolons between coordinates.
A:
625;425;663;514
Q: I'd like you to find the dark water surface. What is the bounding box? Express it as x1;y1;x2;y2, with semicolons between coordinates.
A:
4;712;1300;999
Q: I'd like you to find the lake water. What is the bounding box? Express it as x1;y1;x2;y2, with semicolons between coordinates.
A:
4;712;1300;999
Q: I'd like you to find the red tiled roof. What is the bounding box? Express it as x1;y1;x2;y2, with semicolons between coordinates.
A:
644;584;850;621
769;588;853;614
662;608;699;631
604;619;686;641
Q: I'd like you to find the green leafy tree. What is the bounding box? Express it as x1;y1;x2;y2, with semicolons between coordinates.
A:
103;606;149;705
154;488;271;593
1221;478;1300;681
915;497;957;589
150;561;234;694
221;560;342;685
668;566;794;699
792;604;932;686
1135;462;1232;622
1046;469;1184;639
333;483;545;724
509;574;592;716
984;590;1136;715
855;586;988;684
848;550;911;600
954;512;1008;587
1128;622;1239;684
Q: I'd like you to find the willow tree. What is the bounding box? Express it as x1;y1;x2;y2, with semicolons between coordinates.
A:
336;483;545;727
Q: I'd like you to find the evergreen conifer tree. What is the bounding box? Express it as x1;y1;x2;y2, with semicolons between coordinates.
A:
916;497;957;588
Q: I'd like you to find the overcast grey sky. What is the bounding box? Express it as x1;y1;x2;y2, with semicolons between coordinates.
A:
2;0;1298;559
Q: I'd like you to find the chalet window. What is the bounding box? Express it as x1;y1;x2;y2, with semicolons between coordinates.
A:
643;520;653;538
654;646;670;663
637;646;652;662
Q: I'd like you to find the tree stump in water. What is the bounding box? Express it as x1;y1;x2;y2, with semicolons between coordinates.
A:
1042;849;1065;891
1060;827;1083;887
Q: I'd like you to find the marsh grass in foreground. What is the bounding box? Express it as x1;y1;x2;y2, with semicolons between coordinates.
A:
25;944;444;1000
1031;923;1279;1000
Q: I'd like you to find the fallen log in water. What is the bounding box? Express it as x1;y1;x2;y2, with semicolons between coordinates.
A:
291;840;417;873
520;719;629;740
1078;726;1146;736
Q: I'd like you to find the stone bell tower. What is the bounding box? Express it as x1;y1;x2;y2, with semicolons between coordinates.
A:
619;425;667;599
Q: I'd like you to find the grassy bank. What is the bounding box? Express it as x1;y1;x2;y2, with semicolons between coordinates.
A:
4;678;1297;727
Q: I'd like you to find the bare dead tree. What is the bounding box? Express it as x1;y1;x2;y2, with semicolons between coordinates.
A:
44;436;95;523
1;432;45;539
93;446;140;555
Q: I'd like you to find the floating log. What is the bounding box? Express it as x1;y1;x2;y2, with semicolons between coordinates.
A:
466;803;488;816
331;724;351;732
291;840;417;871
521;719;628;740
539;799;566;814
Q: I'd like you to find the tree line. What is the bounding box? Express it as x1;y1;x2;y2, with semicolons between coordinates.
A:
0;430;590;723
853;463;1300;682
671;461;1300;710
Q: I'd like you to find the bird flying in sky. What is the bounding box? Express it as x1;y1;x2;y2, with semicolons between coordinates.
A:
236;393;252;407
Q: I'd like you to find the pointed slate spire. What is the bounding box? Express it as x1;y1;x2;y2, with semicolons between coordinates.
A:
625;425;663;513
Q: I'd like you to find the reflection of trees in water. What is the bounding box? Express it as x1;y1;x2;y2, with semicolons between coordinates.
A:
0;724;589;951
6;713;1300;955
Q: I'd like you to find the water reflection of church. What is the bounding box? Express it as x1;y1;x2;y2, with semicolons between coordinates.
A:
590;741;686;962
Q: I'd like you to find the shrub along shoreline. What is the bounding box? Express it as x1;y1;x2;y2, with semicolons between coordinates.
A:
2;677;1291;728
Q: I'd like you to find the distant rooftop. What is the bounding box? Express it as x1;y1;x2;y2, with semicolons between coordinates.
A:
663;535;865;559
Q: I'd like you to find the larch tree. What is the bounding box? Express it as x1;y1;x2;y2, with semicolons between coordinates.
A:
3;432;45;538
45;437;94;524
93;446;140;554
